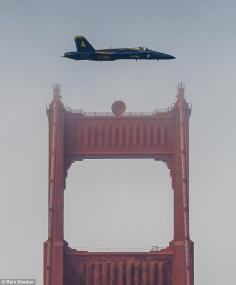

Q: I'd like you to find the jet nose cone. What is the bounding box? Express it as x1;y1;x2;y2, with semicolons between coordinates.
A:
167;54;175;60
64;52;72;58
155;52;175;60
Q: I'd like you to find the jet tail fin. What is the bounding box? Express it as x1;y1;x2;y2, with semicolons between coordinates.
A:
74;36;95;52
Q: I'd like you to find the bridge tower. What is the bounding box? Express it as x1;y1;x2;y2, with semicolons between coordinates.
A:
44;84;194;285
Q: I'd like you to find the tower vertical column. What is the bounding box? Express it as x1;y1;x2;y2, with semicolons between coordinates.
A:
171;83;193;285
44;85;65;285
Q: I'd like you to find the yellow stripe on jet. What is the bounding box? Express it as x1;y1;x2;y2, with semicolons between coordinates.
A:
74;35;85;39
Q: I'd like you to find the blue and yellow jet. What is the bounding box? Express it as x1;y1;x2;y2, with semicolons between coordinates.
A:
64;36;175;61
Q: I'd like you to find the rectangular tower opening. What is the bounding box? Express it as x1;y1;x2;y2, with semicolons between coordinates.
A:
65;159;173;251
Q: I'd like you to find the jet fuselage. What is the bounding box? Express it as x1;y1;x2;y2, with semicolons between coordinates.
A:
64;36;175;61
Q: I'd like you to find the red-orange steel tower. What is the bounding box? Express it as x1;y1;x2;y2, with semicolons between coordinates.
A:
44;84;194;285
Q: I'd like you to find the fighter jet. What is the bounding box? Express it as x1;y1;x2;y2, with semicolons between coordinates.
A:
64;36;175;61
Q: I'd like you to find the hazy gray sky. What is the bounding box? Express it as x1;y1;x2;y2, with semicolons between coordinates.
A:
1;0;236;284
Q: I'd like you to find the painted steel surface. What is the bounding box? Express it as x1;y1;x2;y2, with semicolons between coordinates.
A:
44;84;194;285
64;245;173;285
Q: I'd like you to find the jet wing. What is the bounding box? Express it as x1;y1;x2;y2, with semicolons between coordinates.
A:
96;51;116;55
96;51;117;55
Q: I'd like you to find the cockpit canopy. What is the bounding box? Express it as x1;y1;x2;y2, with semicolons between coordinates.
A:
133;47;148;51
138;47;148;51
